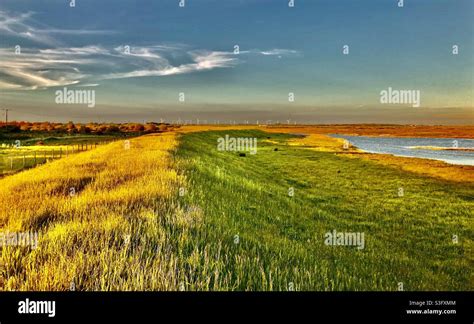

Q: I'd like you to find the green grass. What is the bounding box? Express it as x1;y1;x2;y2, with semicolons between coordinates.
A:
1;134;119;146
24;135;116;146
174;130;473;291
0;135;121;175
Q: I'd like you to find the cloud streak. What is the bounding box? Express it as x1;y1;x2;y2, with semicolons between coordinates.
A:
0;10;299;90
101;50;237;80
0;46;240;89
0;11;114;46
1;44;297;90
259;49;299;56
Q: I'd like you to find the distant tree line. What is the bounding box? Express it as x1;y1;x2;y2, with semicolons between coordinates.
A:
0;121;169;135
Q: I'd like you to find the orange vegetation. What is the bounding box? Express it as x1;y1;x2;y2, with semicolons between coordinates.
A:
265;124;474;138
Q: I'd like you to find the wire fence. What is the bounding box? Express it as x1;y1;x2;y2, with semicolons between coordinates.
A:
0;141;114;175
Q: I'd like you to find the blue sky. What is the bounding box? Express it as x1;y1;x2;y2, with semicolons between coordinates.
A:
0;0;473;123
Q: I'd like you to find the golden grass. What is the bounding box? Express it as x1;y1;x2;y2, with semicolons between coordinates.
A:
1;145;71;152
1;144;96;176
343;153;474;183
286;134;350;152
0;133;188;290
408;146;474;152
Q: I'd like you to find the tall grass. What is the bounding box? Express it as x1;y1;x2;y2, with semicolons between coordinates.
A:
0;133;188;290
173;130;473;291
0;130;472;291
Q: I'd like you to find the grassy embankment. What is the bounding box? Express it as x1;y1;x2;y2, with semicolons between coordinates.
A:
174;130;473;290
0;129;472;290
0;133;184;290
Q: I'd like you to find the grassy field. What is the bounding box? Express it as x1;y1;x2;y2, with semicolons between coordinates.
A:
0;135;119;175
0;129;472;291
174;130;473;290
0;129;119;145
0;133;183;290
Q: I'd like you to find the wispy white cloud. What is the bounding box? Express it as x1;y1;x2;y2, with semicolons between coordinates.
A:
259;49;299;56
0;45;299;89
228;48;299;57
0;47;92;89
0;11;114;46
4;68;80;89
102;50;237;80
0;11;299;90
0;46;237;89
0;11;58;45
40;46;110;56
77;83;99;87
37;28;114;35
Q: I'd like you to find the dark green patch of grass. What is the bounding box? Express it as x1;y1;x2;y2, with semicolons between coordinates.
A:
174;130;473;291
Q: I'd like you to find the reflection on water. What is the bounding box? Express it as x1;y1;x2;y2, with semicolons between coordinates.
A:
331;135;474;166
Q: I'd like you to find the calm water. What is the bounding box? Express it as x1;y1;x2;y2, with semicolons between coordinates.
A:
331;135;474;166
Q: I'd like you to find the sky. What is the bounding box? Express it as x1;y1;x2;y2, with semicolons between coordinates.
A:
0;0;473;124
